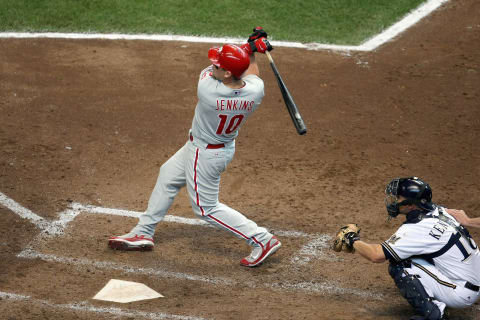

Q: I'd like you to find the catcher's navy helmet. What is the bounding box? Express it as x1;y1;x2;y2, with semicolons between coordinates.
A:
385;176;434;218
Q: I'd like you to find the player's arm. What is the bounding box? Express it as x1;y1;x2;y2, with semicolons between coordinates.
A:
333;225;386;263
242;53;260;77
353;241;386;263
240;27;272;78
447;209;480;228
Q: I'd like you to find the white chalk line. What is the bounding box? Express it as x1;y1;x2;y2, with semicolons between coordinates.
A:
18;248;233;286
0;191;44;223
0;193;309;238
16;248;382;300
0;0;450;52
75;203;332;264
0;192;331;263
73;202;311;238
267;282;383;300
360;0;450;51
2;192;380;299
0;291;208;320
291;234;339;265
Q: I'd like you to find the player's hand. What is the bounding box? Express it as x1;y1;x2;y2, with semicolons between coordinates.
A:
248;27;268;42
344;232;361;248
447;209;470;226
332;224;361;253
241;37;273;55
253;37;273;53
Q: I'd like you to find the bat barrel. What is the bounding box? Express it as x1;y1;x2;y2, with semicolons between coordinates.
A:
267;53;307;135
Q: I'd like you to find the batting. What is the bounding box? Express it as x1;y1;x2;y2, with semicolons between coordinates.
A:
108;27;281;267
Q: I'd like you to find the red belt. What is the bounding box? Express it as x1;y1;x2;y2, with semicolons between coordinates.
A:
190;134;225;149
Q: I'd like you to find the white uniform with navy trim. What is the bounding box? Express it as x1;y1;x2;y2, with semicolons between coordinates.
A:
132;65;273;249
382;207;480;314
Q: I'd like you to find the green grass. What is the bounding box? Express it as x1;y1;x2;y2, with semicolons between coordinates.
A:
0;0;426;45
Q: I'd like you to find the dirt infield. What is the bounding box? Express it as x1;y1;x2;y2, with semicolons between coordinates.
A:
1;0;479;319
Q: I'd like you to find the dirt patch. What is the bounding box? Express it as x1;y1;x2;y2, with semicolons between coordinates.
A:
1;0;479;319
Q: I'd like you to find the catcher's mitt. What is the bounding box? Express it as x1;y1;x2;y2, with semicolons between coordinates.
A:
332;224;361;253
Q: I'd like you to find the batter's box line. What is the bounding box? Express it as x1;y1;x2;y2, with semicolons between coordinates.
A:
75;203;337;264
1;192;382;300
0;291;209;320
16;248;384;300
71;202;313;238
0;190;313;238
0;191;338;266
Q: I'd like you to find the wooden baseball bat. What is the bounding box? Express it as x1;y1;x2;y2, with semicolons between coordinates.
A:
265;51;307;135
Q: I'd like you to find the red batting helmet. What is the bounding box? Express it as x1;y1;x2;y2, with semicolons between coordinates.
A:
208;44;250;78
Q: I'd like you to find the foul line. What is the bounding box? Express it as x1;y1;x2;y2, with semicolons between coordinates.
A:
0;191;44;223
0;291;208;320
0;0;450;52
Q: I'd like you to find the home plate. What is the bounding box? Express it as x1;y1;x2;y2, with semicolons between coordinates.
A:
93;279;164;303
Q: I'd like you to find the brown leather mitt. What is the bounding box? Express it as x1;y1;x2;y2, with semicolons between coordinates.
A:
332;224;361;253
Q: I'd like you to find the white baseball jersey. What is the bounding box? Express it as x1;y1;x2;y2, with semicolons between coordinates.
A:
382;207;480;285
191;66;264;144
382;207;480;311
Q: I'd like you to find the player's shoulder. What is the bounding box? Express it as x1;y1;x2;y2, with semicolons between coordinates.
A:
243;74;263;83
395;218;432;235
242;74;264;91
402;216;437;229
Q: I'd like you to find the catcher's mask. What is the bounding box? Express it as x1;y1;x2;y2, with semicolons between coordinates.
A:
385;176;434;219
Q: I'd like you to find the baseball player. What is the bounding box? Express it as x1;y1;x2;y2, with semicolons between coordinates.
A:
333;177;480;320
108;28;281;267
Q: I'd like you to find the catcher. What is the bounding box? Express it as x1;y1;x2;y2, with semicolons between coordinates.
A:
333;177;480;320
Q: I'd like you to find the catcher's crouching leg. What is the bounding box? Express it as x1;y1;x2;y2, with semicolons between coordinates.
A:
388;262;442;320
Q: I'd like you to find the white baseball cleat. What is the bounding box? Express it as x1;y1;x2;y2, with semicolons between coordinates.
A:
108;234;154;251
240;236;281;267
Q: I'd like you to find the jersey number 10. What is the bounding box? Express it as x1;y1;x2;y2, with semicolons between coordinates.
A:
216;114;245;135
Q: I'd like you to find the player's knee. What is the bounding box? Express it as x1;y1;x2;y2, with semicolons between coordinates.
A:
191;204;215;217
190;204;203;217
388;262;442;320
388;261;404;281
158;164;169;183
156;166;180;194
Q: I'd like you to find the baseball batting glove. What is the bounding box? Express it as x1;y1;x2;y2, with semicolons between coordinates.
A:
332;224;361;253
241;37;273;55
248;26;268;42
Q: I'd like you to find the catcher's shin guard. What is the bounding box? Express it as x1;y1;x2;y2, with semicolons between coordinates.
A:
388;262;442;320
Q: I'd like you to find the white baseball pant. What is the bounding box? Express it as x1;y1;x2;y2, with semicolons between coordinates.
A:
131;136;273;248
406;258;480;315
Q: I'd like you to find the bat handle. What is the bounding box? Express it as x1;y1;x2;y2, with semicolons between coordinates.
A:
265;51;274;63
